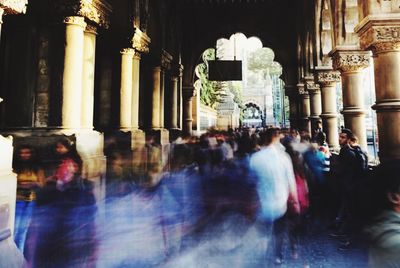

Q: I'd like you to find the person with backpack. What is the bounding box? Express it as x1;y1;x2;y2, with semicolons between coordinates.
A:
349;135;369;177
330;128;360;250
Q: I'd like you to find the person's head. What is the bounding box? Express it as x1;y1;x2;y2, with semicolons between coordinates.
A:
56;138;73;155
290;128;299;138
315;131;327;146
18;145;33;161
171;144;192;170
316;120;322;129
377;163;400;213
350;135;359;146
260;128;281;146
339;128;353;147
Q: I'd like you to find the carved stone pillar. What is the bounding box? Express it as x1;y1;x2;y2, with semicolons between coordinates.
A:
298;83;311;134
160;51;172;129
131;51;141;130
151;66;162;129
170;76;179;129
331;48;371;151
315;67;341;149
131;28;150;147
183;86;195;134
304;77;322;133
81;25;97;129
0;8;4;42
285;85;299;129
119;48;134;130
356;16;400;161
62;16;86;129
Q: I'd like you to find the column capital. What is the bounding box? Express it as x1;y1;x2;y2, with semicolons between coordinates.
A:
64;16;87;28
330;47;371;73
171;63;184;78
132;27;151;54
297;83;308;96
303;76;320;94
56;0;111;29
160;50;173;71
85;24;97;35
0;0;27;14
120;47;135;56
182;86;195;99
314;67;341;86
355;14;400;54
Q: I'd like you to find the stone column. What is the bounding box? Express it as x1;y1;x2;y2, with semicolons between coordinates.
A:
131;28;150;147
315;67;341;149
131;51;141;130
159;69;166;129
304;77;322;132
170;76;179;129
119;48;134;130
285;85;299;129
151;66;162;129
331;48;371;151
356;16;400;161
159;51;172;129
0;8;4;42
182;86;195;134
62;16;86;129
81;25;97;129
298;83;311;134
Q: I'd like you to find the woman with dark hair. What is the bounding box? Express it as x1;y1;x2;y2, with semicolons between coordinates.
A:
50;138;82;192
13;145;45;251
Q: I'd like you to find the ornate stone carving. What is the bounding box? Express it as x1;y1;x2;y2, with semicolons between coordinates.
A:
332;51;371;73
297;83;308;95
132;27;151;54
120;48;135;55
315;70;341;86
356;15;400;53
171;63;184;78
64;16;87;28
303;77;320;93
56;0;111;29
132;51;141;60
0;0;27;14
161;50;173;71
85;24;97;34
359;26;400;52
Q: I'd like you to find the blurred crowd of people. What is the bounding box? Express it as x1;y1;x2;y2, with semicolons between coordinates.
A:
5;125;400;267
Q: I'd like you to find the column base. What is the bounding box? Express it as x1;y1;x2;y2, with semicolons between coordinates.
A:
169;128;182;142
131;129;145;149
147;129;170;145
0;135;17;237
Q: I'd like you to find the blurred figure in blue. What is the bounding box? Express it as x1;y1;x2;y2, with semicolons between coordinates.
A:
249;128;299;264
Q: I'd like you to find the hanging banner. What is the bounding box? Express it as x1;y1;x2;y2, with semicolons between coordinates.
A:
208;60;242;81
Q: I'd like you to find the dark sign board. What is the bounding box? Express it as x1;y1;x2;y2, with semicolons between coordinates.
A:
208;60;242;81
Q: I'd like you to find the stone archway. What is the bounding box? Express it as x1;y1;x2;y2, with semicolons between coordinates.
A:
242;102;263;128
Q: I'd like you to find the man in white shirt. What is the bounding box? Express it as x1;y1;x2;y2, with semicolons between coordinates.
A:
249;128;299;264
